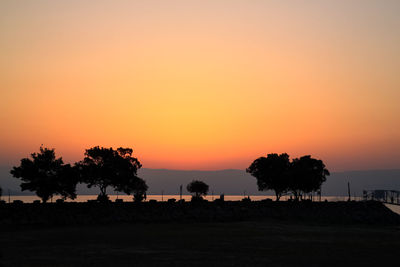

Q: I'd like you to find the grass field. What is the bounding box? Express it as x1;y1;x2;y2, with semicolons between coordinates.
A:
1;220;399;267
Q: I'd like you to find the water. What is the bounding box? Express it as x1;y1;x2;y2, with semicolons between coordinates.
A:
1;194;361;203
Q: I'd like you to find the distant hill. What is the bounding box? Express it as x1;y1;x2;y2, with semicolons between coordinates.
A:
1;165;399;197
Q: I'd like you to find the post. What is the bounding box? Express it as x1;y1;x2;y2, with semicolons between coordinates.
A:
347;181;351;201
179;185;182;201
8;189;11;204
161;190;164;202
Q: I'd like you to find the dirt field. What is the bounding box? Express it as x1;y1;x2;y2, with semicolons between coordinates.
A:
1;220;399;267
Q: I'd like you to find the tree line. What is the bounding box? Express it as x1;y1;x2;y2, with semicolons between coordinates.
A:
247;153;330;201
9;146;146;203
4;147;329;203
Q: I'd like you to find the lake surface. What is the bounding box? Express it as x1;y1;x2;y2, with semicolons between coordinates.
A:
2;194;360;203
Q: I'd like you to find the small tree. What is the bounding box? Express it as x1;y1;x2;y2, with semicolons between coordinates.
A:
246;153;290;201
116;177;148;202
289;155;330;200
187;180;209;200
132;178;148;202
10;146;78;203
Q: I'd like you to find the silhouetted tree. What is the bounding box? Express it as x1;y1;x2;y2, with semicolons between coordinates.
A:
132;178;148;202
246;153;290;201
113;148;143;196
76;146;142;202
187;180;209;200
56;164;79;200
289;155;330;200
10;146;78;203
116;177;148;202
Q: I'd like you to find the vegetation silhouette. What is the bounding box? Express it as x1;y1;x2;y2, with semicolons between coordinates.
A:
246;153;290;201
116;176;148;202
76;146;146;202
187;180;209;201
8;146;329;204
290;155;330;200
247;153;329;201
10;146;78;203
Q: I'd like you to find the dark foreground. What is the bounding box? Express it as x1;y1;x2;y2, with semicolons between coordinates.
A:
1;201;400;227
1;220;400;267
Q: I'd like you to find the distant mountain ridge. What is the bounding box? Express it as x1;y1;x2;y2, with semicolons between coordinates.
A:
1;166;399;197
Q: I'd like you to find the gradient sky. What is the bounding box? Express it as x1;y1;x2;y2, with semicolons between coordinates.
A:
1;0;399;171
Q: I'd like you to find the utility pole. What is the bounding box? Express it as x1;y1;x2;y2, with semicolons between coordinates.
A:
347;181;351;201
179;185;182;201
161;190;164;202
318;188;322;202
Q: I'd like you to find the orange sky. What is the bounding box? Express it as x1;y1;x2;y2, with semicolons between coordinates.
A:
1;0;399;171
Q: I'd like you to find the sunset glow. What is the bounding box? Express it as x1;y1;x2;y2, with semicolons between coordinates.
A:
1;0;399;171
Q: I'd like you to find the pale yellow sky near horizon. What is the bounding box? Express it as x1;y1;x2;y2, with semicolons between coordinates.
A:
0;0;399;171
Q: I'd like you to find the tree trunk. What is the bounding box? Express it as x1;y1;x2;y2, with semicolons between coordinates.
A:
41;195;49;203
100;185;107;196
275;191;281;201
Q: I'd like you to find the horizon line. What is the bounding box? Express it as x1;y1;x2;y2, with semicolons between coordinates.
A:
138;167;400;173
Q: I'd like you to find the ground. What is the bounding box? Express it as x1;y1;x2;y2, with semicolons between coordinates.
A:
1;220;399;267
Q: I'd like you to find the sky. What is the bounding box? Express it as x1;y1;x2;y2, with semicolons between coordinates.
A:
0;0;399;171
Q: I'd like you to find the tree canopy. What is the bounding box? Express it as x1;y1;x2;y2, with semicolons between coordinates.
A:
76;146;144;201
290;155;330;200
10;146;78;202
187;180;209;200
247;153;329;201
246;153;291;201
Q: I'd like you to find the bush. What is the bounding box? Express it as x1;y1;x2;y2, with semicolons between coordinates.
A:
187;180;209;199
